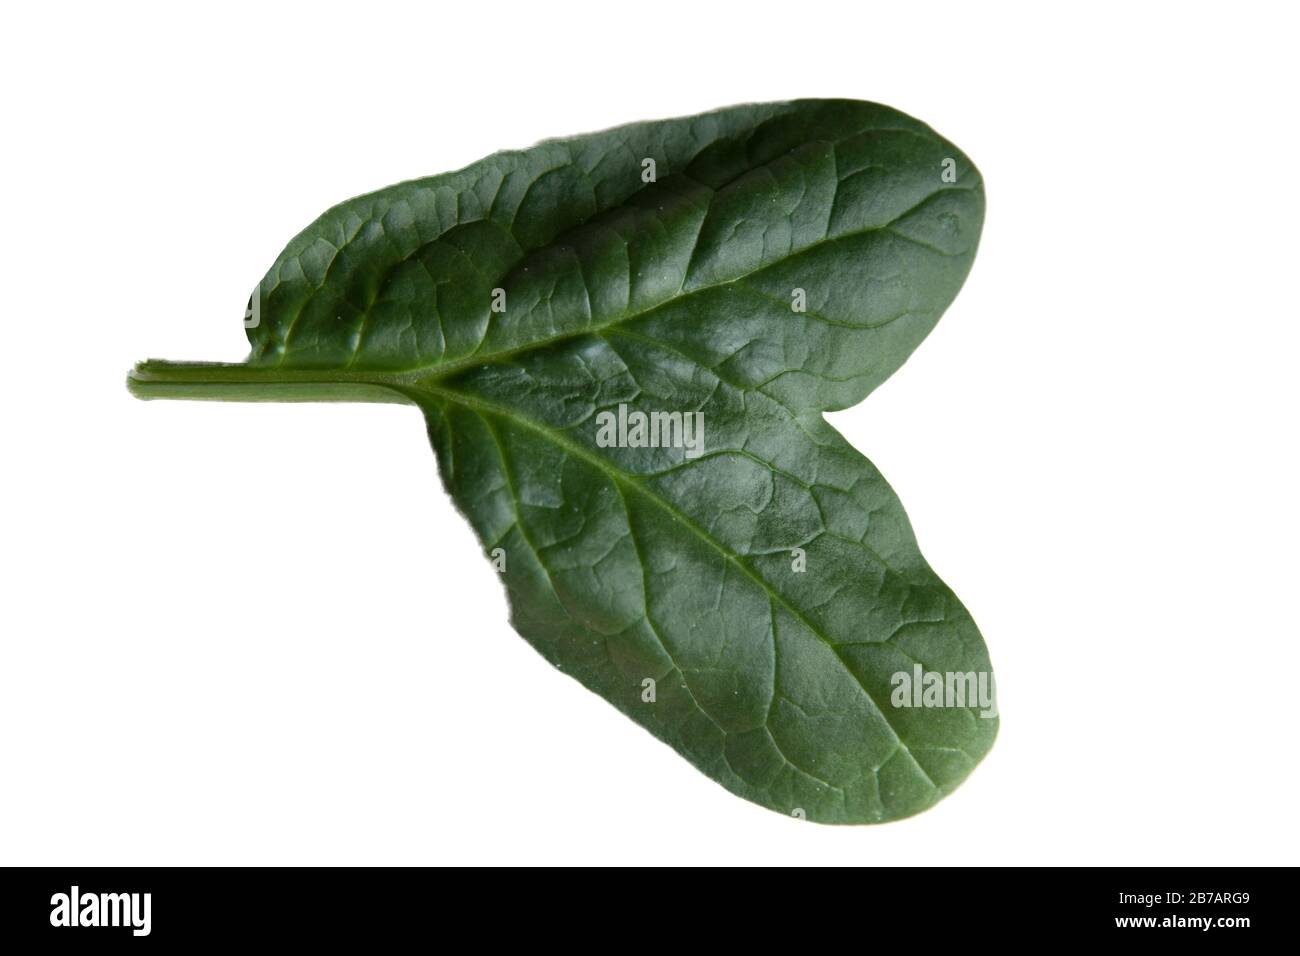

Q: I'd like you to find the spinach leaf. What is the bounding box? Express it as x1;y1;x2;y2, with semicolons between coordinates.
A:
130;100;995;823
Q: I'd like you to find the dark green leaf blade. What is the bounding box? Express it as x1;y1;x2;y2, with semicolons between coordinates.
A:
131;100;995;823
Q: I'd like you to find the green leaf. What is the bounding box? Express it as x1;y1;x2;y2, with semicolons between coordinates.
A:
130;100;996;823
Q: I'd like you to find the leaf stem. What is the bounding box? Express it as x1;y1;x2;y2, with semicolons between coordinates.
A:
126;360;416;405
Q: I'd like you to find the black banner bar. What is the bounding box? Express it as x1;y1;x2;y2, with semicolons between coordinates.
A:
0;866;1284;944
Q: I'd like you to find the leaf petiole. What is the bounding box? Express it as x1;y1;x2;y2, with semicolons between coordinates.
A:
127;360;415;405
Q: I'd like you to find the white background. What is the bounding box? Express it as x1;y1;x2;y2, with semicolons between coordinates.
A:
2;1;1296;866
